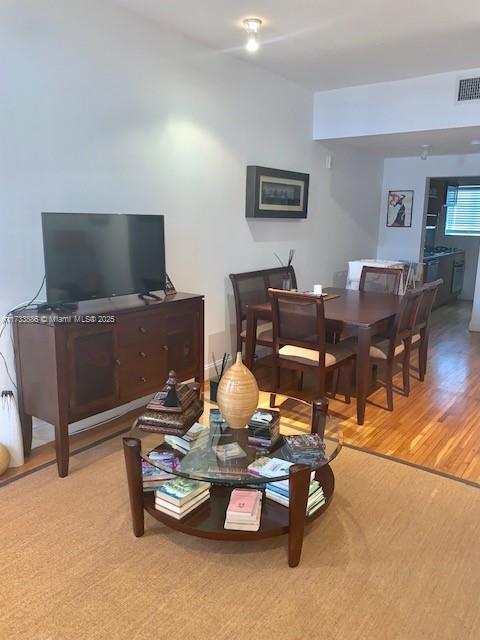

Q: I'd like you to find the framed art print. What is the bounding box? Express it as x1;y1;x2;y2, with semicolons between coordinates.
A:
246;166;309;219
386;190;413;227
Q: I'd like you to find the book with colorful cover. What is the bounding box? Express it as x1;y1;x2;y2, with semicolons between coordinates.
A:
165;423;208;453
155;477;210;506
248;409;280;427
212;442;247;461
182;422;208;442
265;486;325;513
142;459;174;480
247;456;293;478
147;450;180;470
226;489;261;519
224;492;262;531
266;479;321;499
284;434;326;456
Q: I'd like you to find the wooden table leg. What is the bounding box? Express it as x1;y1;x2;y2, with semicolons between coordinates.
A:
288;464;311;567
20;412;33;458
123;437;145;537
54;420;69;478
356;326;372;425
311;398;328;438
245;308;258;371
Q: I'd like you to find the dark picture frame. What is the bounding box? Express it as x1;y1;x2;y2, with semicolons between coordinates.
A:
246;166;309;219
386;190;414;228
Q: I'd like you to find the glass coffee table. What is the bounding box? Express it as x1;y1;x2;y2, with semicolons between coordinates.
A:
123;393;342;567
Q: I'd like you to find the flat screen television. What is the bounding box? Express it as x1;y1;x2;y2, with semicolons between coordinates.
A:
42;212;166;305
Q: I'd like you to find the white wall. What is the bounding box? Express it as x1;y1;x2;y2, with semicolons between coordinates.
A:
377;154;480;292
0;0;383;439
314;68;480;140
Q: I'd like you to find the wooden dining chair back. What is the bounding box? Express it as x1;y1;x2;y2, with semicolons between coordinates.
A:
268;289;355;405
229;266;297;354
366;287;423;409
359;266;402;295
411;278;442;381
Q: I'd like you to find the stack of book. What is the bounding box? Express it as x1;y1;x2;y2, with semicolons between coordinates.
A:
247;455;324;514
266;479;325;516
142;458;176;491
284;434;326;465
164;422;208;454
247;409;280;449
155;477;211;519
224;488;262;531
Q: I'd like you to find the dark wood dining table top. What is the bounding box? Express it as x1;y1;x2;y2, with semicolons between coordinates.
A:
248;287;402;327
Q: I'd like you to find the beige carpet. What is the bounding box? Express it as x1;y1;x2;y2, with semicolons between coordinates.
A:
1;438;479;640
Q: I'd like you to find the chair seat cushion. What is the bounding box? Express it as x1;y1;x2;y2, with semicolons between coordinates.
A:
279;342;354;368
240;321;273;343
368;338;405;360
341;336;405;360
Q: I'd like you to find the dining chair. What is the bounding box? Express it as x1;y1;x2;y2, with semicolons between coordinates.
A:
359;266;403;295
410;278;443;383
349;287;423;411
229;266;297;356
268;289;355;407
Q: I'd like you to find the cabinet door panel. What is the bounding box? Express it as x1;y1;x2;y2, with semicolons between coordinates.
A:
67;326;118;417
164;303;200;381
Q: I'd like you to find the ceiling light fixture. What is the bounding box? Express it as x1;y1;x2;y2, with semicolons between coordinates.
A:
420;144;431;160
470;139;480;145
243;18;262;53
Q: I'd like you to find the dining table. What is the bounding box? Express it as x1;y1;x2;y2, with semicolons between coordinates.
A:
244;287;402;425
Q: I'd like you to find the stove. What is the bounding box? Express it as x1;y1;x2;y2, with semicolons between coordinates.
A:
423;245;457;258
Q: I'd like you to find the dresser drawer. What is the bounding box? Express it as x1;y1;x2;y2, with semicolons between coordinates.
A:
116;311;165;347
118;359;164;402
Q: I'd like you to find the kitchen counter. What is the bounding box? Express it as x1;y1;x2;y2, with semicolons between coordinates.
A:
423;248;464;261
422;248;465;307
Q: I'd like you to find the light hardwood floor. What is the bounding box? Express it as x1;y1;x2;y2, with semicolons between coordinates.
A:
254;300;480;484
2;300;479;486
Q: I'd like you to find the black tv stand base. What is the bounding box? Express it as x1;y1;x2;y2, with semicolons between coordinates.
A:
138;291;163;302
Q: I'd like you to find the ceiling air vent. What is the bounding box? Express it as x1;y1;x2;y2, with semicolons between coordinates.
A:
457;77;480;102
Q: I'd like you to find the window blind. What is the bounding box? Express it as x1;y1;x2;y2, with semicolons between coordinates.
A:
445;185;480;236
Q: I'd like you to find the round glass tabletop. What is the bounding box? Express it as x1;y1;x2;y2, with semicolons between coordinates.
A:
128;393;343;486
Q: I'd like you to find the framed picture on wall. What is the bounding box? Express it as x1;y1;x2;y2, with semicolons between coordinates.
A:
386;190;414;227
245;166;309;219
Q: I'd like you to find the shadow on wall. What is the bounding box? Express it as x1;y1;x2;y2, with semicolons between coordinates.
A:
246;218;308;244
206;276;237;380
333;270;347;288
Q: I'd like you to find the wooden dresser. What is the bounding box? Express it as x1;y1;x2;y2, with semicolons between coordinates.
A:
12;292;204;477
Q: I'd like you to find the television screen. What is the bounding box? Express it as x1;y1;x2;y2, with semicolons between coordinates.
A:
42;213;166;304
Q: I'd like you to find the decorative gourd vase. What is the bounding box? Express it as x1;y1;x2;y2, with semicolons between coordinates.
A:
0;444;10;476
1;390;24;468
216;352;259;429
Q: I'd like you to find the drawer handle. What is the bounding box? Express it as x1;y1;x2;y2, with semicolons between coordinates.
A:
140;376;147;383
139;327;147;334
139;351;146;358
115;359;121;366
163;345;169;351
